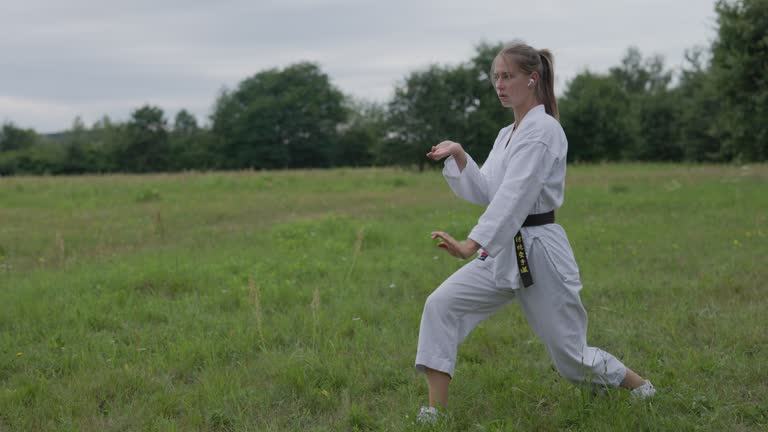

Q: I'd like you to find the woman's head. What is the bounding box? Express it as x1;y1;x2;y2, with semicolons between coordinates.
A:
490;41;559;120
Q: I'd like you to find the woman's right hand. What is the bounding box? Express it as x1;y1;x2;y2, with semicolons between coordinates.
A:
426;141;461;161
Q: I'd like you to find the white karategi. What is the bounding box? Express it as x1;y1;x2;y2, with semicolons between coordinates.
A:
415;104;627;388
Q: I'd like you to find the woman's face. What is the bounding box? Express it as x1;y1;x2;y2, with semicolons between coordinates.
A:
492;56;532;109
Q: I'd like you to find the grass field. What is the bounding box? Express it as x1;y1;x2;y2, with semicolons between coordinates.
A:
0;164;766;431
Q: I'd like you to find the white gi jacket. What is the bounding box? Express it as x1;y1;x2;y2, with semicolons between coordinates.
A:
443;104;580;288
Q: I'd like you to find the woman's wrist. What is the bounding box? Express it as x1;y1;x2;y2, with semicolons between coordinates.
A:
464;239;480;256
451;142;464;158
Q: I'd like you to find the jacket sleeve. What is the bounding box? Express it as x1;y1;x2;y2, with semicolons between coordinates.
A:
467;141;557;257
442;150;493;205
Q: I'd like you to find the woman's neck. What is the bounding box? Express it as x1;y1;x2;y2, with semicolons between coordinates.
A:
512;97;540;129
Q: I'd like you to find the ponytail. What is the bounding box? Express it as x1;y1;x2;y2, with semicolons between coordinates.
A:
537;49;559;120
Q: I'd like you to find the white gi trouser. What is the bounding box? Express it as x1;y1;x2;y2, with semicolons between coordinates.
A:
415;228;627;388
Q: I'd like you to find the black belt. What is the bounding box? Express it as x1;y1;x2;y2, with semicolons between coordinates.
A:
521;210;555;227
515;210;555;287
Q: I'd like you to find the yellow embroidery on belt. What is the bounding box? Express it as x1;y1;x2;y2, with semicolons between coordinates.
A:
514;232;534;286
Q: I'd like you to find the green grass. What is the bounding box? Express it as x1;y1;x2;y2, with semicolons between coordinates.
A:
0;164;766;431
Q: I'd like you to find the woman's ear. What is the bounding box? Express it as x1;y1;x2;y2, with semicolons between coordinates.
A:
527;72;540;88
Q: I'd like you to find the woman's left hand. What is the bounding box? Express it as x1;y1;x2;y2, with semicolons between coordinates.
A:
431;232;481;259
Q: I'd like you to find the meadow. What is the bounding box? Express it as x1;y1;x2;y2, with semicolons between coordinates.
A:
0;164;766;431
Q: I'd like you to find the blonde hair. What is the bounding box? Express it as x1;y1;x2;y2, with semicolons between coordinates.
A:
491;41;559;120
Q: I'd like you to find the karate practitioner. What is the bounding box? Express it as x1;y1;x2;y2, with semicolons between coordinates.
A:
415;42;656;423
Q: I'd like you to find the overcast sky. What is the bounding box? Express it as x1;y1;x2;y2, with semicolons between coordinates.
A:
1;0;718;133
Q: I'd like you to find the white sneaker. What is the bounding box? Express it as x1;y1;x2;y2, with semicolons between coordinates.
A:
631;380;656;400
416;406;439;424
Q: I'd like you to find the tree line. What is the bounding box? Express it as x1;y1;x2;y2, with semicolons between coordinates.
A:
1;0;765;175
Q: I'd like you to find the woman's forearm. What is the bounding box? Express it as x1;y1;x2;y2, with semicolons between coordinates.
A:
452;144;467;172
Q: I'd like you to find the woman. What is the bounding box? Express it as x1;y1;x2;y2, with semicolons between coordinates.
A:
415;42;655;423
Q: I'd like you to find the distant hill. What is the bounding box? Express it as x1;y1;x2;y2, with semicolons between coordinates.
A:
41;130;103;144
41;131;71;143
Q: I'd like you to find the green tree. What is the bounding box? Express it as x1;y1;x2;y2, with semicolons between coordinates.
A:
173;109;198;134
211;62;347;169
610;47;671;94
118;106;170;172
557;47;682;162
169;110;219;171
674;47;722;161
60;117;90;174
711;0;768;161
0;122;38;152
608;47;681;161
89;116;123;172
559;72;634;161
387;64;466;170
336;99;386;167
387;42;509;171
0;123;48;175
